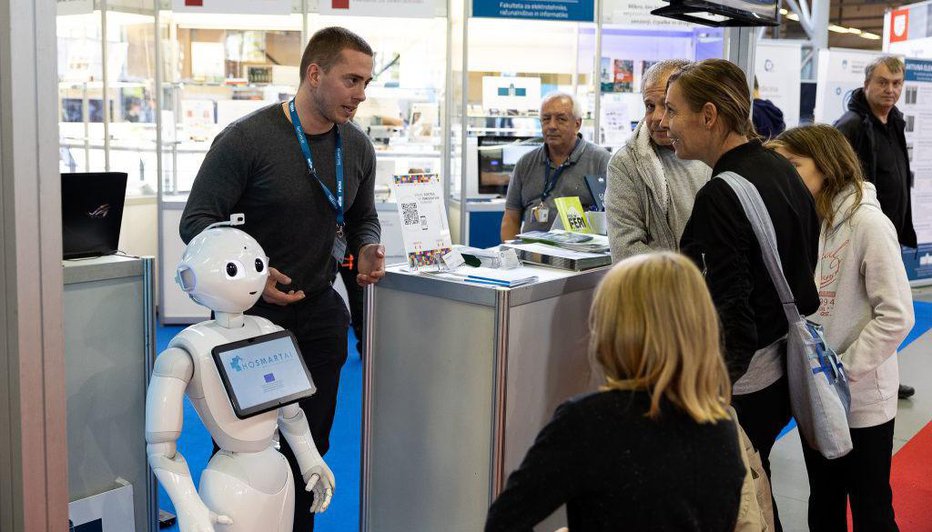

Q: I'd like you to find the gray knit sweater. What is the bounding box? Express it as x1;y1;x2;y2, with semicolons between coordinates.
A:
605;120;711;262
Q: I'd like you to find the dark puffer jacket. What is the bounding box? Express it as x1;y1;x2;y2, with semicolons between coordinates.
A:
834;88;917;248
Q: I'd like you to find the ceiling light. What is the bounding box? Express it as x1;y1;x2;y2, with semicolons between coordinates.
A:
828;24;850;33
860;32;881;40
785;13;799;21
779;8;788;15
847;27;862;34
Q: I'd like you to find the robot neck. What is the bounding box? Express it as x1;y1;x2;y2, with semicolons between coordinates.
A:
215;312;246;329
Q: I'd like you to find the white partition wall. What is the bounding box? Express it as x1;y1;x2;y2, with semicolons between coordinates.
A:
0;0;69;530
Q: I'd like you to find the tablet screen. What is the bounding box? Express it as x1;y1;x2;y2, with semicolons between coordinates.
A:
212;330;316;419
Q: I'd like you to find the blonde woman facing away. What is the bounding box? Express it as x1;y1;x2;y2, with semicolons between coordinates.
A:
484;253;744;532
768;125;914;532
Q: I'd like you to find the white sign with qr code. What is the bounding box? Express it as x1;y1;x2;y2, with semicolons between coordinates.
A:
392;174;452;270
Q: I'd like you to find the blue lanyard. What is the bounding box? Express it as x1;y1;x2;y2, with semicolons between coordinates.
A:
541;164;568;201
288;99;344;228
540;138;579;202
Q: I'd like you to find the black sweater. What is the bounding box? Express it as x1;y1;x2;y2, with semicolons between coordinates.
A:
680;140;820;384
180;104;381;298
485;390;744;532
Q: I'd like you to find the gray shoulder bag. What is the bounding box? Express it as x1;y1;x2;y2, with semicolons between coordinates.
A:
718;171;853;460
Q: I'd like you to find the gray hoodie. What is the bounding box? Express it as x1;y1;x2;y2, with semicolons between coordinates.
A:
605;120;711;261
810;182;914;428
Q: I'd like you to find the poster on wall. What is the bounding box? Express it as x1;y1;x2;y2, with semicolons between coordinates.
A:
884;2;932;59
603;0;690;27
171;0;292;15
473;0;594;22
813;48;884;124
902;59;932;259
393;174;452;270
319;0;435;18
755;41;801;130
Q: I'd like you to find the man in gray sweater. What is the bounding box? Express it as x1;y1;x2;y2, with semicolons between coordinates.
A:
605;59;711;261
180;27;384;532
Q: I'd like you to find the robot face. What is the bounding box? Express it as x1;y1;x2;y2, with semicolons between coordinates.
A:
176;227;269;314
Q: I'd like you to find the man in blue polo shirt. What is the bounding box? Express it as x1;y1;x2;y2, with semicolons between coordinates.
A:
500;93;610;240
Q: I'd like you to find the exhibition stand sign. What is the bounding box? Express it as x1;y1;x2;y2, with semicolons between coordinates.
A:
755;40;801;130
171;0;292;15
902;58;932;280
68;481;135;532
884;0;932;58
393;174;453;269
813;48;884;124
318;0;436;18
472;0;595;22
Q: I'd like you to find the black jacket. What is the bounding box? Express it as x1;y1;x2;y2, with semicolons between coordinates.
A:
752;99;786;139
834;88;917;247
680;141;820;384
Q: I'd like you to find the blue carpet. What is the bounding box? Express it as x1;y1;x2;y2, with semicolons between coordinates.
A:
155;323;361;532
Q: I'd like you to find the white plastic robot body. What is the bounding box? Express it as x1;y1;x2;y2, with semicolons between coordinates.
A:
169;317;281;452
145;222;334;532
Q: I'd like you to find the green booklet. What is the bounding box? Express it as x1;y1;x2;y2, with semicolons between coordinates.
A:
554;196;592;234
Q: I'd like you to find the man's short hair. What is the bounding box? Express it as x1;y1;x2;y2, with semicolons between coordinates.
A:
864;56;904;84
642;59;691;93
541;92;583;120
299;27;373;85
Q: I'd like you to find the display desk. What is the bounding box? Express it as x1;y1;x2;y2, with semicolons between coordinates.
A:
361;264;607;531
63;255;157;531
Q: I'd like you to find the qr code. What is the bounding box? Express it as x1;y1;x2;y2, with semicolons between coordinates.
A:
402;202;419;226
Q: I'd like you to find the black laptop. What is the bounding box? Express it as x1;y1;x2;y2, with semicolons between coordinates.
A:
61;172;128;259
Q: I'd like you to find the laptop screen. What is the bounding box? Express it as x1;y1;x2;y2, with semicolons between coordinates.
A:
61;172;128;259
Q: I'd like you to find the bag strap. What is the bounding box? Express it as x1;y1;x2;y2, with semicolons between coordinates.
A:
716;171;803;324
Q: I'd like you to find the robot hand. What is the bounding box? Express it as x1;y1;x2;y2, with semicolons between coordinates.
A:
302;461;335;513
176;499;233;532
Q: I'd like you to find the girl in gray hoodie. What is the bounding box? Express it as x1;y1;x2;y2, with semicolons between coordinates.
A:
769;124;914;532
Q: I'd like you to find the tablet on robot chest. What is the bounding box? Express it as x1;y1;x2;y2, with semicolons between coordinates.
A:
212;330;317;419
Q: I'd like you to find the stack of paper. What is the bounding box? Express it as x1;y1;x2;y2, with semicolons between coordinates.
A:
428;266;539;288
516;230;611;254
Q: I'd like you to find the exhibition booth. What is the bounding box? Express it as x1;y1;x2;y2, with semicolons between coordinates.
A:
55;0;901;530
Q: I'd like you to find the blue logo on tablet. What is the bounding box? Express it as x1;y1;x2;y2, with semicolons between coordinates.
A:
264;373;275;383
231;356;244;372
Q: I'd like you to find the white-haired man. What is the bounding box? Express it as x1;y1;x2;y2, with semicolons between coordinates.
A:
500;92;610;241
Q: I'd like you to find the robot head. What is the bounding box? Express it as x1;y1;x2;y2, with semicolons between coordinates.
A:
175;226;269;314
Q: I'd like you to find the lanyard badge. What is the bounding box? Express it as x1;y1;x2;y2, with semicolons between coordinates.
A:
289;99;348;263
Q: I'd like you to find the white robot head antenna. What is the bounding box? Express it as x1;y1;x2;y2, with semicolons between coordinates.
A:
176;214;269;314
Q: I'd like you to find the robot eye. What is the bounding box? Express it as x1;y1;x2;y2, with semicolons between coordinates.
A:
224;260;245;279
255;258;265;272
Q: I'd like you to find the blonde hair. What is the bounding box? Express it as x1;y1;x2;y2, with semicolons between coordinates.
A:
667;59;758;138
766;124;865;227
588;252;731;423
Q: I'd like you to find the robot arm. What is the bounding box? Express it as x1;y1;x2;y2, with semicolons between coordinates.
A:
146;347;232;531
278;403;335;512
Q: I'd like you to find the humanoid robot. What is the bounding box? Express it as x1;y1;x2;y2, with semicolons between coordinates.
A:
146;216;334;531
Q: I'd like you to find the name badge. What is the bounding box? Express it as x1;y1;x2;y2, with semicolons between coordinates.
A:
331;233;348;263
533;205;550;223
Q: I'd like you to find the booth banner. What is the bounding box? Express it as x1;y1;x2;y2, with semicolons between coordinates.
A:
392;174;453;269
902;58;932;250
755;41;801;130
472;0;595;22
319;0;435;18
57;0;93;15
813;48;884;124
171;0;292;14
